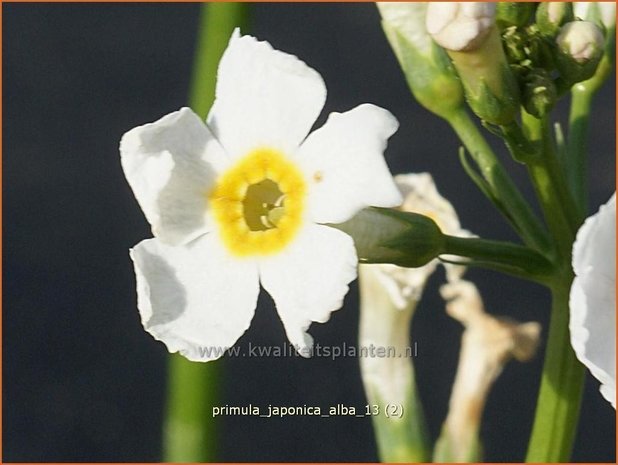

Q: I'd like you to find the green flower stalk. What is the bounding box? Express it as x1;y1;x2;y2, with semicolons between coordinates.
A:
377;2;464;119
163;3;249;461
566;2;616;213
434;281;541;462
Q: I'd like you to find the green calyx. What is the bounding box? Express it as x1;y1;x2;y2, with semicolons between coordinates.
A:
448;27;521;125
382;22;464;119
331;207;445;268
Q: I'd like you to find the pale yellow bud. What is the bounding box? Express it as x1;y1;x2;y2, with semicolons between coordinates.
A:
426;2;496;51
557;21;605;64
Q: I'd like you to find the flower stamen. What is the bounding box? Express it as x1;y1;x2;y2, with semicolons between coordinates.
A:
209;148;306;256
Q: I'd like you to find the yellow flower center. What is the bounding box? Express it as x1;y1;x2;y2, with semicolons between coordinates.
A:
209;148;306;257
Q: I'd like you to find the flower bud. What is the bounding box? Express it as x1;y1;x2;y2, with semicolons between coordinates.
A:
427;3;520;124
572;3;615;92
556;21;605;83
536;2;574;37
378;2;464;119
333;206;445;268
426;2;496;51
496;2;536;29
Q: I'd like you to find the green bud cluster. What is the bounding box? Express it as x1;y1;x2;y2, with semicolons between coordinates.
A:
496;2;536;29
495;3;607;116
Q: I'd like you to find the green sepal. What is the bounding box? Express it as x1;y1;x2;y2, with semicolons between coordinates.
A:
464;63;520;125
382;21;464;119
331;207;445;268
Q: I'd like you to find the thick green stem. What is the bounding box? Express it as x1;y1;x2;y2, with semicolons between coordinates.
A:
448;109;549;251
567;87;593;218
163;3;249;462
524;114;579;254
164;355;221;461
189;3;250;118
443;235;553;283
525;280;585;462
522;110;586;463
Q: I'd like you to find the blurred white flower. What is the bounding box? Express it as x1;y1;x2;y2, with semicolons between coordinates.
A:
377;2;432;55
359;172;468;461
360;173;468;398
574;2;616;30
363;173;472;311
426;2;496;51
435;280;541;461
121;30;401;361
569;193;616;407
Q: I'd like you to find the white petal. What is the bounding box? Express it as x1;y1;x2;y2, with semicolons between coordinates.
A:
296;104;402;224
573;193;616;279
377;2;433;55
207;30;326;159
120;108;229;245
364;261;438;310
259;224;358;354
426;2;496;51
569;193;616;407
570;273;616;407
130;235;259;362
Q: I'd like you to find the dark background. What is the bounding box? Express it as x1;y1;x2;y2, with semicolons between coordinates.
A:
3;3;615;462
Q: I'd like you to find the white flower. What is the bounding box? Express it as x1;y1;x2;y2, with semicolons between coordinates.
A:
569;193;616;407
574;2;616;31
426;2;496;52
120;30;402;362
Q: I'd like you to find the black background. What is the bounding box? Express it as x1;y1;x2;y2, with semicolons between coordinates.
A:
4;3;616;462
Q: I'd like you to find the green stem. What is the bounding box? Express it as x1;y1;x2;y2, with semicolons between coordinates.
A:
443;235;553;283
567;87;593;218
164;355;221;461
448;109;549;251
189;3;250;119
523;111;586;462
163;3;249;462
525;280;585;462
524;114;579;252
